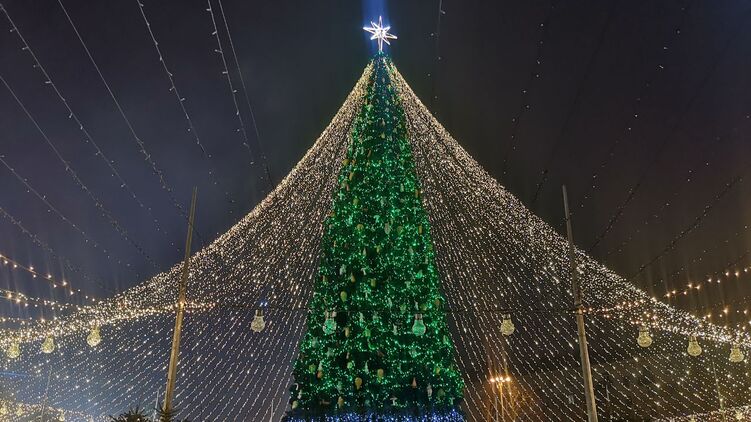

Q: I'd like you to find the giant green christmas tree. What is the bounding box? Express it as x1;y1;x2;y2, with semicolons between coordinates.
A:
284;53;464;421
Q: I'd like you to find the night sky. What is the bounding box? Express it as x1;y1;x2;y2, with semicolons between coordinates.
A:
1;0;751;325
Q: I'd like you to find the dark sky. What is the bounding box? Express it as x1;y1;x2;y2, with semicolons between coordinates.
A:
0;0;750;325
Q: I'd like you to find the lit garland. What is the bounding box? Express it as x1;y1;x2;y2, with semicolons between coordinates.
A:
0;54;748;421
0;2;171;240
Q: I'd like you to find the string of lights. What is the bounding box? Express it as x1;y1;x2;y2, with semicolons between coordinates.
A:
0;74;158;271
216;0;274;191
0;252;94;302
0;3;171;241
56;0;192;226
134;0;238;214
529;0;619;206
1;59;749;421
627;175;743;282
573;0;694;212
586;11;748;251
206;0;258;168
0;153;125;271
0;206;113;296
500;0;556;177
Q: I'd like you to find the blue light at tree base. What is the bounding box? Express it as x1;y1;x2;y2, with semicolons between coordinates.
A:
284;408;464;421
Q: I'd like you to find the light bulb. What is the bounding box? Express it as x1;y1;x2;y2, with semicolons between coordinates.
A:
251;310;266;333
637;327;652;348
729;344;744;363
323;311;337;335
500;314;515;336
87;326;101;347
41;335;55;354
687;336;702;357
412;313;426;336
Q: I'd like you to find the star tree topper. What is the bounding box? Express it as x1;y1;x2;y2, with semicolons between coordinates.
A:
363;16;397;52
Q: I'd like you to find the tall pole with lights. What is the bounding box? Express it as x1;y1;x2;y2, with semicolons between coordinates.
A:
563;185;599;422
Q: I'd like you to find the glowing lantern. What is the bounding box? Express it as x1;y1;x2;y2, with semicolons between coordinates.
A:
87;326;102;347
687;336;702;357
250;310;266;333
41;336;55;354
412;314;426;336
637;326;652;348
500;314;515;336
729;344;744;363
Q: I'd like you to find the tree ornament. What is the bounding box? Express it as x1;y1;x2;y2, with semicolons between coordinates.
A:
500;314;515;336
390;397;397;406
736;410;744;421
344;326;351;337
340;291;348;302
323;311;337;335
687;336;702;357
250;310;266;333
411;377;417;388
729;344;744;363
636;326;652;348
409;345;418;358
337;396;344;409
412;313;427;336
6;341;20;359
291;401;299;410
377;368;384;379
355;377;363;390
427;384;433;399
41;335;55;354
87;326;102;347
384;222;391;234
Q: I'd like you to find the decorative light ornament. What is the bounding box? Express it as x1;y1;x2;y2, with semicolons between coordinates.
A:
729;344;744;363
636;326;652;348
687;336;702;357
363;16;397;52
500;314;515;336
87;326;101;347
323;311;337;335
736;410;745;421
251;310;266;333
6;341;20;359
412;313;426;336
41;335;55;354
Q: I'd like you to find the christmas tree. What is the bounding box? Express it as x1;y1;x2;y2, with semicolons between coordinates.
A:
284;53;464;421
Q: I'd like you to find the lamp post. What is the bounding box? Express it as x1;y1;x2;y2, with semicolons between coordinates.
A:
491;376;512;421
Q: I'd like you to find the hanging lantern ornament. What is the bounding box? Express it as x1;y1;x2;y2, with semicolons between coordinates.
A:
41;335;55;354
323;311;337;335
87;326;102;348
687;336;702;357
500;314;515;336
251;310;266;333
6;340;20;359
636;326;652;348
412;313;426;336
729;343;744;363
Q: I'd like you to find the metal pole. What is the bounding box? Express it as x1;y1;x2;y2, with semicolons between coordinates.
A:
563;185;599;422
163;187;198;415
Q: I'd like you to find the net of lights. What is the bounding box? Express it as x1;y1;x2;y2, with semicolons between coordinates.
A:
0;20;748;422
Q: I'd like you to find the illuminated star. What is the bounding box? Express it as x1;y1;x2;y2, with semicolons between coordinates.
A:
363;16;397;52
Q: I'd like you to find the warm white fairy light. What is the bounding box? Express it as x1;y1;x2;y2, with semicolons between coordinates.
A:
0;56;747;421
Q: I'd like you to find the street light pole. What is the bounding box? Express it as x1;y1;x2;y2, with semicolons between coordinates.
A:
563;185;599;422
163;187;198;416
